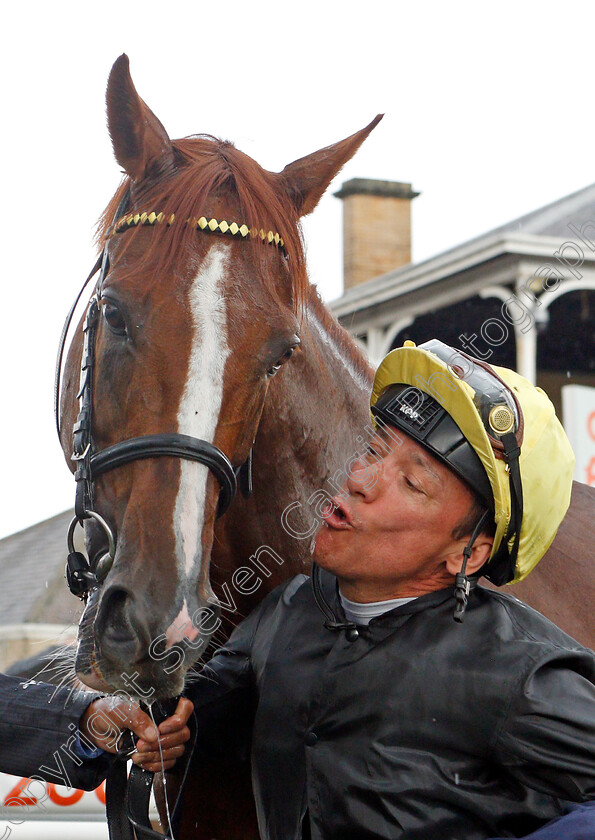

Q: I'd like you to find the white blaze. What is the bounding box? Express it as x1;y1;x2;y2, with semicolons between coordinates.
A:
173;246;230;577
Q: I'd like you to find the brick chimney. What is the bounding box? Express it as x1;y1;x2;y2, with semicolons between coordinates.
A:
334;178;419;291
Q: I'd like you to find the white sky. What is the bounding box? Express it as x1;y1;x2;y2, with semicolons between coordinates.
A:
2;1;594;539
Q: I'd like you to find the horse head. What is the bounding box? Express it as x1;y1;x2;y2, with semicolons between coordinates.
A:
60;54;380;699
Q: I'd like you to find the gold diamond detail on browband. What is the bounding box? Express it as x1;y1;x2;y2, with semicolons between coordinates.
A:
112;211;284;249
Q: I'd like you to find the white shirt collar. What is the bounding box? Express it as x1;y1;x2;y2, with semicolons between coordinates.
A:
339;591;417;626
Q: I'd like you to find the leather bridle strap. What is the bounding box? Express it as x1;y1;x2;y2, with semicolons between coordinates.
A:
105;752;184;840
56;187;130;441
105;763;135;840
91;434;237;516
54;252;104;440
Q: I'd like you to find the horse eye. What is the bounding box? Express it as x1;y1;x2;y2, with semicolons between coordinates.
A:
266;343;298;378
102;301;127;336
266;362;282;377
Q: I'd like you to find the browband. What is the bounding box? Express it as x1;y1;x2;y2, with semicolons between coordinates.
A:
113;210;285;249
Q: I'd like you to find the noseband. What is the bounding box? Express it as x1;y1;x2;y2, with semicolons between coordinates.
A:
56;197;283;598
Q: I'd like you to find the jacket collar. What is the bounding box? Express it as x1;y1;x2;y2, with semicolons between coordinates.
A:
312;565;474;629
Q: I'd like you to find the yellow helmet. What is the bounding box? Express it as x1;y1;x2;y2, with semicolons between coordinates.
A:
371;339;575;585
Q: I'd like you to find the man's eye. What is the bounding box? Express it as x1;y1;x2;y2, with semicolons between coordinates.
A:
102;301;127;336
405;477;421;492
366;441;389;460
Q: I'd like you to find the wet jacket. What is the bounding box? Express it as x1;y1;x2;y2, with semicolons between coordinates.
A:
187;571;595;840
0;674;111;789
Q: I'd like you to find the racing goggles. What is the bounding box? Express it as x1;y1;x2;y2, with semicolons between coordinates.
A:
417;339;523;453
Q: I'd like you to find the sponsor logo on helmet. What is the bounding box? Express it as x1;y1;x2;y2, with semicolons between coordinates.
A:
399;404;420;421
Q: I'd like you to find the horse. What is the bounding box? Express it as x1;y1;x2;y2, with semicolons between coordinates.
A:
58;54;595;839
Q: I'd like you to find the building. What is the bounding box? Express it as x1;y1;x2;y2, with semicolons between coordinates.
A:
0;510;81;671
331;179;595;422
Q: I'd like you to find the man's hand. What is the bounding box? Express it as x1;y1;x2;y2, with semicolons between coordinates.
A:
80;696;194;772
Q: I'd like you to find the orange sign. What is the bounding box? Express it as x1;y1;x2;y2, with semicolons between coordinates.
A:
2;775;105;810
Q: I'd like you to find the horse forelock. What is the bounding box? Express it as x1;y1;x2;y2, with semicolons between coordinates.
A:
98;135;309;311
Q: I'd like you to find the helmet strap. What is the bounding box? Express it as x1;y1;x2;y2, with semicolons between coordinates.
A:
484;432;524;586
501;431;523;571
453;509;492;623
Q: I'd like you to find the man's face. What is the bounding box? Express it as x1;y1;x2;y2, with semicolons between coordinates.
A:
313;426;479;601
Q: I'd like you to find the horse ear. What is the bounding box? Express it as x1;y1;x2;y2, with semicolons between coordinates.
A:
106;54;175;182
279;115;383;217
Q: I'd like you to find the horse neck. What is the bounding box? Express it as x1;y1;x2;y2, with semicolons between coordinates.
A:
289;286;374;462
301;286;374;410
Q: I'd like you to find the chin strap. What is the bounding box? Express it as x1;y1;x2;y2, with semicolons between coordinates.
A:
482;432;524;587
453;509;492;623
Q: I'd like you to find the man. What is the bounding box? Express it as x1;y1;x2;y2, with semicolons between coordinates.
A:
0;673;193;788
174;338;595;839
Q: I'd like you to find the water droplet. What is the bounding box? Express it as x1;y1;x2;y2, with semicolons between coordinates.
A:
454;773;460;785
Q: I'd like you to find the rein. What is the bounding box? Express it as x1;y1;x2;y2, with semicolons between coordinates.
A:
105;698;198;840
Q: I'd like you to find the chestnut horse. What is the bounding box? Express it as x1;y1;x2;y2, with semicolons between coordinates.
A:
59;55;595;839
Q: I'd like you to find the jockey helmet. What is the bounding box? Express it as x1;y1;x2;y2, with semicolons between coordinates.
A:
371;339;575;586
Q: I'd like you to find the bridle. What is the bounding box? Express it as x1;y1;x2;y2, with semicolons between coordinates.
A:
55;197;287;840
55;193;285;598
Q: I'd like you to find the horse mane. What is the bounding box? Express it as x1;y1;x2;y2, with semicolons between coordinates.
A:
98;135;308;310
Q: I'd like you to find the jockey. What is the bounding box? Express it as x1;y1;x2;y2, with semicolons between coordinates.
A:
178;339;595;840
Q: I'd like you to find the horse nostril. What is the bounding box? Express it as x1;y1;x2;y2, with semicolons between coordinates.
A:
99;589;133;640
96;586;149;664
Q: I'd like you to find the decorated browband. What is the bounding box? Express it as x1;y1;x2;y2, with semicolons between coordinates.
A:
112;211;285;249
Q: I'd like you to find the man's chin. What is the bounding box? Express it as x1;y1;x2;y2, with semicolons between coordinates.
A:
312;525;330;565
312;528;339;573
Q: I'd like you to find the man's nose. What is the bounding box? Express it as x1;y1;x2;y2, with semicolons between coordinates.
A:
346;453;381;497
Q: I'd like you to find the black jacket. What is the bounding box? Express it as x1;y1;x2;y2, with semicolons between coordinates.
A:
0;673;111;790
187;571;595;840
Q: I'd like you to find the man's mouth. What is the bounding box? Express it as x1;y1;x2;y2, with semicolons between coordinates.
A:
322;497;353;530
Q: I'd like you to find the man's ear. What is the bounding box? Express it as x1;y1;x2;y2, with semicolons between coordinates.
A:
445;536;494;577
